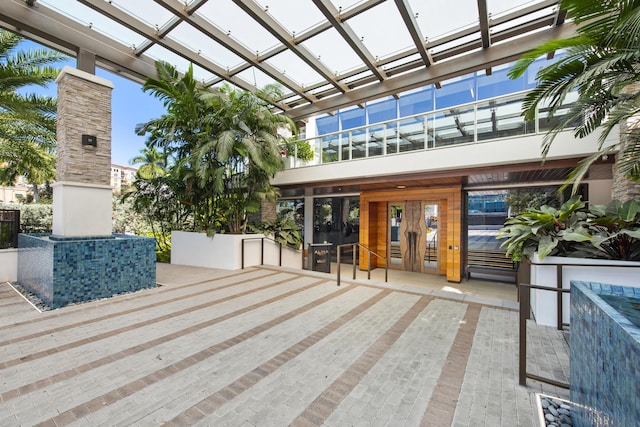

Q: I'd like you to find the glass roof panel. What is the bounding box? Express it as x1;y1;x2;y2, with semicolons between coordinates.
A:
488;0;545;16
40;0;146;48
168;21;244;69
144;44;215;82
409;0;478;41
491;5;557;35
301;28;365;76
236;66;279;90
431;32;481;56
196;0;282;54
347;2;413;59
265;50;325;88
110;0;175;30
254;0;327;35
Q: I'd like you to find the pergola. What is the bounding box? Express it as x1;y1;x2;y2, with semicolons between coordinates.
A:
1;0;571;120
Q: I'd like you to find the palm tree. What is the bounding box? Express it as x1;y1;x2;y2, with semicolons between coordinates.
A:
508;0;640;189
136;61;296;233
130;144;168;179
0;30;66;201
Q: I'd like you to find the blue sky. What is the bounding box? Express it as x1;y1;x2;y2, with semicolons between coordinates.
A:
19;40;166;167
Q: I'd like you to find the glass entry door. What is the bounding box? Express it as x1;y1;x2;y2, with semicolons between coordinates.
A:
389;201;438;273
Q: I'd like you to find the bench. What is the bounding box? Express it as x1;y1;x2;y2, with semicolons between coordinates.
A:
467;249;516;283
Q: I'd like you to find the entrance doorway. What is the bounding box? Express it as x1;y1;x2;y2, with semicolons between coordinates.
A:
389;201;438;273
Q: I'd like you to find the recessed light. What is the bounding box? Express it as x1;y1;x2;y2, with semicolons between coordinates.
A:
397;185;406;189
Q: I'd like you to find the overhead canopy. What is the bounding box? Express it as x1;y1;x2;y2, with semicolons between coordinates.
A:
1;0;571;120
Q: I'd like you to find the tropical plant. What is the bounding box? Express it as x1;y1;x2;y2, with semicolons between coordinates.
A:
120;173;193;260
0;30;66;201
249;218;303;249
508;0;640;189
497;196;640;261
129;144;168;179
136;61;296;234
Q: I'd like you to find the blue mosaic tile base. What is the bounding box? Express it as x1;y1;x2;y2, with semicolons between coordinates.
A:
570;281;640;427
17;233;156;309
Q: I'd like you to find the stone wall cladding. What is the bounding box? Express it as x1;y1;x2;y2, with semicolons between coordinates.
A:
612;83;640;201
56;72;112;185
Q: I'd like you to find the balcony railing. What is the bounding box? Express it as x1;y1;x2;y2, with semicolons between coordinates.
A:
284;90;579;168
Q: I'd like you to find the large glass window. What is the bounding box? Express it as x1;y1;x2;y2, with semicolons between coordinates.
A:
316;115;339;135
477;63;527;99
399;87;433;117
340;107;366;131
368;97;397;125
435;75;475;109
313;196;360;261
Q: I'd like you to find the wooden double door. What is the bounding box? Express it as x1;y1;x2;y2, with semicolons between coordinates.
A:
390;201;438;273
359;186;462;282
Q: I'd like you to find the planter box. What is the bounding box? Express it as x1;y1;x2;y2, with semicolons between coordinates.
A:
529;253;640;326
171;231;302;270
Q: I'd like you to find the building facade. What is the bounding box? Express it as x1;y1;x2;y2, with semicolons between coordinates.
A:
110;164;138;193
274;59;616;283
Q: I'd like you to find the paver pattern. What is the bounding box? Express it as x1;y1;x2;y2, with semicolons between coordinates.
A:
1;265;566;426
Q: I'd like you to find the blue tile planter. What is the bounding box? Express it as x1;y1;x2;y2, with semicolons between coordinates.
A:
17;233;156;309
570;281;640;427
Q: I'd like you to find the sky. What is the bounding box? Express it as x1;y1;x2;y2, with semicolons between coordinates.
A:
19;40;167;167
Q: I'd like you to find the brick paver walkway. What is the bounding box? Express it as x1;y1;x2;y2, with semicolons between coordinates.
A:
0;265;566;426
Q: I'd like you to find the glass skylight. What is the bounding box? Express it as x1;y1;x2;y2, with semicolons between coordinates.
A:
2;0;565;120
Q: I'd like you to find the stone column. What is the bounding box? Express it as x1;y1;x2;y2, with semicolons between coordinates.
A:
52;66;114;237
611;82;640;202
611;118;640;202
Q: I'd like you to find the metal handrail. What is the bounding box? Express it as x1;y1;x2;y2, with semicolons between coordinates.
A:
518;282;570;389
336;243;388;287
527;259;640;330
241;236;297;269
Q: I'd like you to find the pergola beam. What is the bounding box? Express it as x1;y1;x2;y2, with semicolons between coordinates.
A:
232;0;348;94
312;0;386;81
152;0;315;102
287;23;575;121
394;0;433;67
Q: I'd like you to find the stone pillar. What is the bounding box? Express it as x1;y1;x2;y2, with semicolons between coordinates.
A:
611;119;640;202
611;83;640;202
52;66;114;237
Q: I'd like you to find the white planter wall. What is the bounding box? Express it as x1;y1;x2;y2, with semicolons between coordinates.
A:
529;254;640;326
0;248;18;282
171;231;302;270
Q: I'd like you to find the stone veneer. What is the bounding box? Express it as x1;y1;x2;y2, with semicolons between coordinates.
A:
611;83;640;202
570;281;640;427
55;67;112;185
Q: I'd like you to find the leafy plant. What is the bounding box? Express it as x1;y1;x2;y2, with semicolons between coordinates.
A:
498;196;640;261
136;61;297;235
508;0;640;190
249;218;303;249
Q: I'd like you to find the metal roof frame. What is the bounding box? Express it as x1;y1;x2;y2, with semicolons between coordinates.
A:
0;0;571;121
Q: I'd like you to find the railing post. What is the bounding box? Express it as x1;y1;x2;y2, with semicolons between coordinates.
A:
337;245;341;287
367;249;371;280
279;242;282;267
352;244;357;280
519;283;529;386
261;238;264;266
241;239;245;269
556;265;563;330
